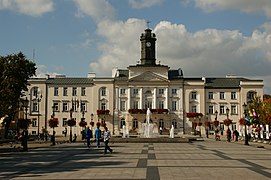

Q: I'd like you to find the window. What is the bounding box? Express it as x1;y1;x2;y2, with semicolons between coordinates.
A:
158;101;164;109
32;102;38;112
208;92;213;99
191;92;197;100
120;118;126;128
120;89;126;95
158;89;164;95
191;106;197;113
145;100;152;109
53;102;59;111
120;100;126;111
72;101;77;111
32;87;38;97
231;92;236;100
231;105;237;115
220;105;225;114
101;87;106;96
62;118;68;127
172;119;177;129
220;92;225;100
101;102;106;110
172;101;177;111
172;89;177;95
159;119;164;128
72;87;77;96
247;91;256;103
81;87;86;96
133;119;138;129
132;100;138;109
32;118;37;127
63;87;68;96
54;87;59;96
208;105;214;114
80;101;86;112
63;102;68;112
133;89;138;95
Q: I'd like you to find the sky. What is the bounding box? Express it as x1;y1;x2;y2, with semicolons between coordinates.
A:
0;0;271;94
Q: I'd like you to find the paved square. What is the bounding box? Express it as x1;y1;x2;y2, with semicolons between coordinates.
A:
1;139;271;179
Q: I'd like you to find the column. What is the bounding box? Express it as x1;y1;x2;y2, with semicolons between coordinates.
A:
153;87;157;109
165;87;169;109
140;87;143;109
127;87;131;110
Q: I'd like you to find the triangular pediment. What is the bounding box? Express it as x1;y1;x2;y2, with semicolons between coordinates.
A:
129;71;169;82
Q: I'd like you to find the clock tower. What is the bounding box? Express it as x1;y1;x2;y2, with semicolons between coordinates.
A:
140;28;156;65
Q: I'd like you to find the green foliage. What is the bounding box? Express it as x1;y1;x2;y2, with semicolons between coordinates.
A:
0;52;36;135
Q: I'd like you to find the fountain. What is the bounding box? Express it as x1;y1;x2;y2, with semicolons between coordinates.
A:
141;108;158;138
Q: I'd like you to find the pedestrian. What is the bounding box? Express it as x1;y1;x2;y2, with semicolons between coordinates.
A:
72;134;77;142
63;127;67;137
86;127;92;149
233;129;239;142
51;130;56;146
95;125;101;148
104;127;112;154
226;128;231;142
21;129;28;151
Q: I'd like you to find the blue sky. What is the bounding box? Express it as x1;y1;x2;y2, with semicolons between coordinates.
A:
0;0;271;94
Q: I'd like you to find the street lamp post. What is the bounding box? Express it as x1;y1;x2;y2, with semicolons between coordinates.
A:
243;103;249;145
69;108;73;143
35;93;42;136
22;97;29;151
215;110;218;121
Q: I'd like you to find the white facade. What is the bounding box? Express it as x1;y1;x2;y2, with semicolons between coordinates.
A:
23;29;264;137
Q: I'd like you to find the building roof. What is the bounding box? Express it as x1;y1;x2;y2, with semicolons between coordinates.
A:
46;78;94;85
205;78;246;88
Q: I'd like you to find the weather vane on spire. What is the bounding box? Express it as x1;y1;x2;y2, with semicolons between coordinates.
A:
146;20;151;29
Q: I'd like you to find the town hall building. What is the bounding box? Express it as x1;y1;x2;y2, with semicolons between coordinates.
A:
24;28;264;137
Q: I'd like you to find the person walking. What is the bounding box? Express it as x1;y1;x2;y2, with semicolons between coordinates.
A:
233;129;239;142
226;128;231;142
104;127;112;154
95;125;101;148
85;127;92;149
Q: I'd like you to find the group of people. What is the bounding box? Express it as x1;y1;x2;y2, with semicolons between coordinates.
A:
226;128;240;142
85;126;113;154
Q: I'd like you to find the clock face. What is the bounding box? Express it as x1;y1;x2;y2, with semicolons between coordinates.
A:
146;42;151;47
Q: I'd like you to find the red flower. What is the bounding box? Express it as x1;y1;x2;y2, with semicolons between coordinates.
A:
187;112;203;118
213;120;219;127
68;119;76;127
79;120;87;127
17;118;31;129
49;118;59;128
223;119;233;126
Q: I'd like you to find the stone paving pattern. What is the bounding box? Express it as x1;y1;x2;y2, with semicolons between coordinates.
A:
1;137;271;179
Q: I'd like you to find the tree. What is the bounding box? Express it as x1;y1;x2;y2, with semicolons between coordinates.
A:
0;52;36;138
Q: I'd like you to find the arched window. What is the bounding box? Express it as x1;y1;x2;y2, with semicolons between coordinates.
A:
120;118;126;128
159;119;164;128
133;118;138;129
247;91;256;103
171;119;177;128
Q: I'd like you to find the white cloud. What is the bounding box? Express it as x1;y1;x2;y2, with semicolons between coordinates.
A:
90;19;271;93
128;0;162;9
73;0;116;21
0;0;54;17
194;0;271;18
